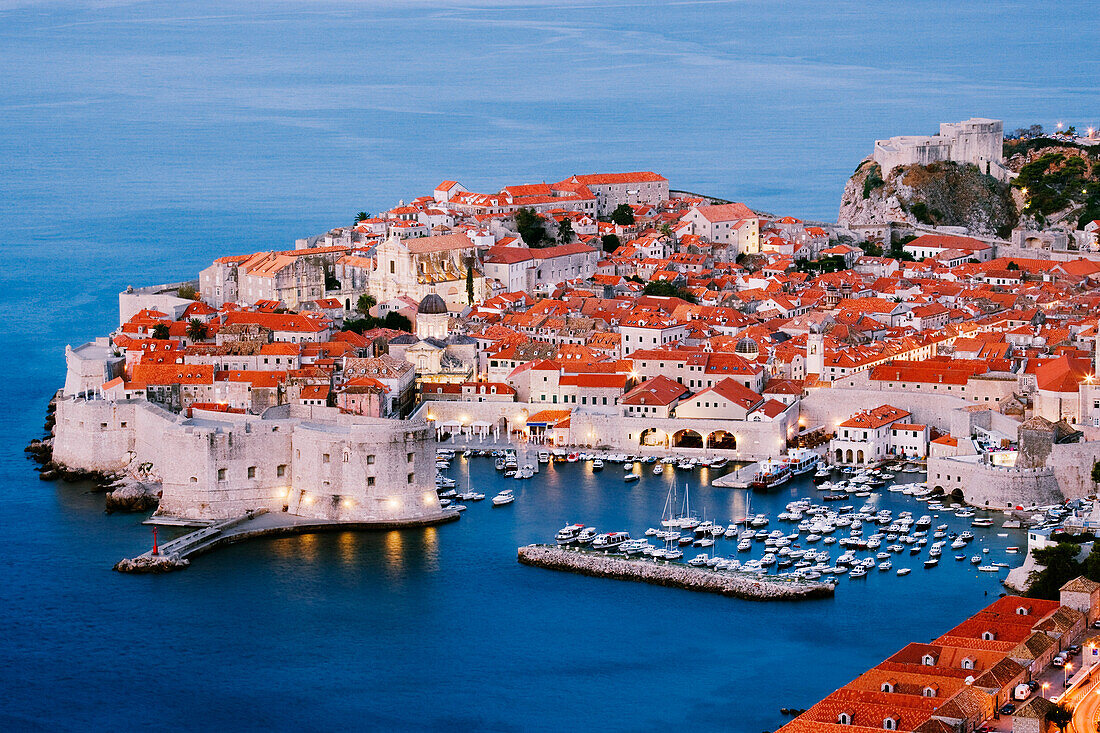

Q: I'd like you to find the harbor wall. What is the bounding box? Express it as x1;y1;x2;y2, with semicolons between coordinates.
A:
52;397;449;524
416;400;792;460
927;456;1063;509
1049;441;1100;499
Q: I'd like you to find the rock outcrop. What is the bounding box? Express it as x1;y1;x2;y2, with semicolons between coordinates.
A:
839;159;1016;238
104;479;162;514
113;554;189;574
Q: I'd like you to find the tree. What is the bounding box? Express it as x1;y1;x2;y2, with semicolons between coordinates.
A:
515;207;548;247
466;263;475;305
1027;543;1083;599
642;280;696;303
1046;703;1072;732
186;318;208;342
177;284;197;300
356;211;370;222
557;218;574;244
152;323;171;340
382;311;412;332
1006;261;1020;271
610;203;635;226
1093;460;1100;485
356;293;376;315
600;234;621;253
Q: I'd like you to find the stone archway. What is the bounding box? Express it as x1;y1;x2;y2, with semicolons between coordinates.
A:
707;430;737;449
639;427;668;448
845;449;853;463
856;449;865;463
672;429;703;448
835;448;843;464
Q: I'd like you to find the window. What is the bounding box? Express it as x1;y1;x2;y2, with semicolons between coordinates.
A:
217;468;226;481
880;682;893;693
837;713;851;725
343;452;350;463
922;687;936;697
247;466;256;479
407;472;415;484
277;464;286;477
882;718;897;730
922;654;935;666
407;452;415;463
1016;606;1029;616
367;477;375;486
981;631;994;641
961;658;974;670
322;453;330;464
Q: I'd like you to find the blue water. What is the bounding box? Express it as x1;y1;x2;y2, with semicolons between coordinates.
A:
1;1;1095;730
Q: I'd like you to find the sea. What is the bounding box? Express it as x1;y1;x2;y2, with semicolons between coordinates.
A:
0;0;1096;730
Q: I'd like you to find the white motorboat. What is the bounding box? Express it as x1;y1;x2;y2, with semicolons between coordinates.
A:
556;524;585;544
653;464;663;475
537;451;550;464
591;531;630;550
492;490;515;506
624;472;640;483
576;527;598;545
591;459;604;471
896;568;911;576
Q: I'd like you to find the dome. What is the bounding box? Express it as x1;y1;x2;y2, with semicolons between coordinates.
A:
417;293;448;315
735;337;759;356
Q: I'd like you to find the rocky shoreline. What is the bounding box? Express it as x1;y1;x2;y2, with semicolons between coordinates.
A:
26;395;161;513
517;545;835;601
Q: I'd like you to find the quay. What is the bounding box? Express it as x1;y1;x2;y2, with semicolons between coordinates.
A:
516;544;835;601
114;509;459;573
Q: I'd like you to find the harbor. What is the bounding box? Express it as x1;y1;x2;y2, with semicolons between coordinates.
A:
517;544;835;601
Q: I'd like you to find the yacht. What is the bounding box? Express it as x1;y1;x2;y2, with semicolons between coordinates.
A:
971;518;994;527
591;459;604;472
576;527;598;546
897;568;911;576
709;458;728;469
537;451;550;464
688;554;709;567
492;490;515;506
591;532;631;550
624;472;640;483
620;539;649;556
652;463;663;475
812;467;832;483
566;452;580;463
878;561;892;571
555;524;585;544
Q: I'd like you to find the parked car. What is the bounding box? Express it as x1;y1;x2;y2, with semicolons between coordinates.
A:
999;702;1016;715
1068;644;1082;655
1092;619;1100;628
1053;655;1066;668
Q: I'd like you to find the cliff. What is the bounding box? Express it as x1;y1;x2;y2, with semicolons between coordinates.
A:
839;159;1016;238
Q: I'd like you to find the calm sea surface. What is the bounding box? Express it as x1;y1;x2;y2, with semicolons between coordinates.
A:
0;1;1096;730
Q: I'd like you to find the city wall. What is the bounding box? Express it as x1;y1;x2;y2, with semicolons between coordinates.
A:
800;387;973;434
927;456;1063;509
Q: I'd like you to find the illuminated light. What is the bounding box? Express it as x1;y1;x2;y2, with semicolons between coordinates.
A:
343;499;355;508
423;492;436;505
426;414;435;421
386;497;400;510
1057;121;1063;130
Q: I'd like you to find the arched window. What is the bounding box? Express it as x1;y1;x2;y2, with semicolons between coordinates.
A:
961;658;974;670
1017;606;1029;616
982;631;995;641
837;713;851;725
190;476;198;483
923;687;937;697
883;718;897;730
922;654;935;666
881;683;894;693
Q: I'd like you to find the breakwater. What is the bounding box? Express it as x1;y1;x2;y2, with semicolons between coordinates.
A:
517;545;835;601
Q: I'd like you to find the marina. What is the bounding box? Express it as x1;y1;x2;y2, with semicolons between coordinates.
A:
435;446;1031;594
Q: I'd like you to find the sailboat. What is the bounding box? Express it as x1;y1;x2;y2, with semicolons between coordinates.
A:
678;484;698;529
660;483;680;528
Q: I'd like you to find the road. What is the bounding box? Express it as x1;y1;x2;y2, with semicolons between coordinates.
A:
1070;672;1100;733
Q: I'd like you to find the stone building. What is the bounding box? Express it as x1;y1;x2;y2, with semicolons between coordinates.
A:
370;233;484;309
51;398;451;526
873;118;1009;180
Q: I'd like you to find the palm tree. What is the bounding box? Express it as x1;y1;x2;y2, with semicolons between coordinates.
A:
356;293;376;314
152;323;170;340
355;211;369;222
186;318;208;342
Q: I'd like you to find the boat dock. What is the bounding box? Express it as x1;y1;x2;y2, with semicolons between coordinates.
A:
711;461;759;489
517;544;835;601
115;509;460;573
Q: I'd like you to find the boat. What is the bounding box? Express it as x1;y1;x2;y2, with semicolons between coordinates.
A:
688;554;709;567
620;539;649;556
783;448;820;476
850;567;867;578
924;558;939;568
978;565;1001;572
709;458;728;469
624;472;640;483
591;459;604;472
652;464;663;475
812;467;831;483
492;490;515;506
537;450;550;464
592;532;630;550
566;452;580;463
897;568;911;576
971;518;994;527
663;548;684;560
878;561;892;571
576;527;598;545
750;459;792;490
555;524;585;544
1005;546;1020;554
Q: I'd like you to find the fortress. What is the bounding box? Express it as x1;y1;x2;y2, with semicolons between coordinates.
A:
51;396;452;526
872;118;1010;181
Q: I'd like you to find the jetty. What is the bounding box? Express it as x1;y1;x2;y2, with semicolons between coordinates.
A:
517;545;835;601
115;509;459;573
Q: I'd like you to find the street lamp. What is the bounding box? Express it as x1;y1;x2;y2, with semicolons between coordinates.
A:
1043;682;1050;699
1065;661;1073;688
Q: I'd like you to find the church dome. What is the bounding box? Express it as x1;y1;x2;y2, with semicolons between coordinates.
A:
735;337;759;356
417;293;448;315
